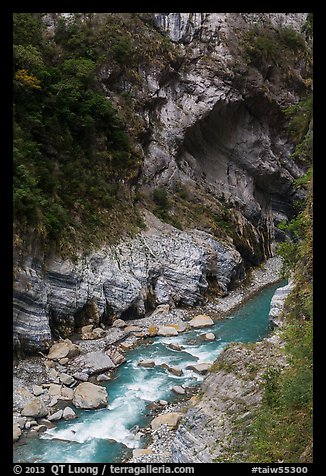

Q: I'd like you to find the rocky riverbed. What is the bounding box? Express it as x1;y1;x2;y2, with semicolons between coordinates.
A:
13;256;284;455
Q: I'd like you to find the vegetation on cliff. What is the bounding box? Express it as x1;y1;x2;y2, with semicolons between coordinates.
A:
245;88;313;463
13;13;175;256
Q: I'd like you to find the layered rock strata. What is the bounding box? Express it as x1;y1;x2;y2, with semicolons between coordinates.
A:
14;212;243;352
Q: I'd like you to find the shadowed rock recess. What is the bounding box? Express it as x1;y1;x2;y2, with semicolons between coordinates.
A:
13;13;310;354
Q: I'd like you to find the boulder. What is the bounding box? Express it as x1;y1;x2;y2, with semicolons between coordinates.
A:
73;372;89;382
168;343;184;351
21;399;48;418
205;333;216;341
167;323;187;333
25;420;37;430
186;363;211;374
157;326;178;337
167;366;183;377
63;406;77;420
188;315;214;328
32;385;44;397
137;359;155;368
48;384;62;397
48;398;58;407
59;373;75;386
73;382;108;409
48;409;63;422
13;423;22;442
151;412;183;430
60;387;74;400
59;358;69;365
172;386;186;395
71;351;115;376
47;339;80;360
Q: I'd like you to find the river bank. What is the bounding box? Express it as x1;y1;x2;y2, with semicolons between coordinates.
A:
13;256;283;459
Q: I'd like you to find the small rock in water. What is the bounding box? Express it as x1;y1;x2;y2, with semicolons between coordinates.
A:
168;343;183;351
137;359;155;368
205;332;216;341
167;366;183;377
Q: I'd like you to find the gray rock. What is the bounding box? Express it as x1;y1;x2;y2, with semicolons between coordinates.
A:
13;423;22;442
73;372;89;382
73;382;108;409
172;386;186;395
32;385;44;396
188;315;214;328
48;409;63;422
70;351;115;376
59;373;75;386
204;333;216;341
63;406;77;420
137;360;155;368
157;326;179;337
186;363;211;374
96;374;111;382
21;399;48;418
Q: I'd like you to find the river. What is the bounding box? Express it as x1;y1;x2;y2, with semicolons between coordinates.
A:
13;280;285;463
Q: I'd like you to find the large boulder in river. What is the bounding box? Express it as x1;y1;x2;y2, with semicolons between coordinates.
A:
21;398;48;418
47;339;80;360
151;412;183;430
188;314;214;328
73;382;108;409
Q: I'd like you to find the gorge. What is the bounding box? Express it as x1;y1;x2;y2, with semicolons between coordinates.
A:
13;12;313;464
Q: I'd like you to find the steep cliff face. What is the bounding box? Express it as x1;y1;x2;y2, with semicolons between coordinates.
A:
13;212;243;352
13;13;311;353
140;13;308;261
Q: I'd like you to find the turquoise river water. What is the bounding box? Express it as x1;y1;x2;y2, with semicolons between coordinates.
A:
13;280;285;463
